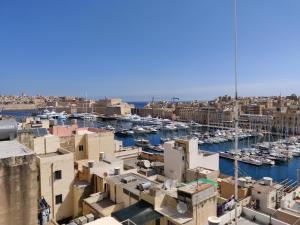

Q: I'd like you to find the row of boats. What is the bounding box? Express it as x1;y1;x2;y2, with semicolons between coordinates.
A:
220;137;300;166
190;129;263;145
36;110;98;121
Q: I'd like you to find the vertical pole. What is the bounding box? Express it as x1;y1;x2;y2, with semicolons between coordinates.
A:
233;0;239;224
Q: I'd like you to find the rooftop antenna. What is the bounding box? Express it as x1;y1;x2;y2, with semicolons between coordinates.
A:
233;0;239;224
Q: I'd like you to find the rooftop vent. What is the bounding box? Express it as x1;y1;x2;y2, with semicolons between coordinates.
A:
88;160;94;168
137;182;151;191
114;167;121;175
263;177;273;186
121;176;137;184
99;152;105;161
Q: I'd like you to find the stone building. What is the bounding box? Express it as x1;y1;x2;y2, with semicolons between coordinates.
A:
0;140;38;225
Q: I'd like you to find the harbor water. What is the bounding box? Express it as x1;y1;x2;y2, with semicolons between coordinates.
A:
3;109;300;183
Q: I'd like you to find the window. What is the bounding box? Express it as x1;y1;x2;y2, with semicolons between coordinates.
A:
155;219;160;225
123;189;130;195
131;193;139;200
79;144;84;151
167;221;175;225
54;170;62;180
55;194;62;204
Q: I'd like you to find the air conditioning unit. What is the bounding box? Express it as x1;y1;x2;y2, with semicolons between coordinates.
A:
85;214;94;222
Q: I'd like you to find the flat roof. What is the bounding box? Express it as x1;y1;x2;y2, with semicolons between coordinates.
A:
237;217;262;225
252;182;283;193
178;182;213;195
156;205;193;224
112;200;162;225
38;151;64;158
108;173;159;196
0;140;33;159
91;198;116;212
77;130;95;135
86;217;121;225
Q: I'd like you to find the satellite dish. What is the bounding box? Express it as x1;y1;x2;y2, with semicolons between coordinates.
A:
164;179;172;190
143;160;151;168
177;201;188;214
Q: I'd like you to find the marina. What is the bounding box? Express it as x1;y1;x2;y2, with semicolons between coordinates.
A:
4;109;300;182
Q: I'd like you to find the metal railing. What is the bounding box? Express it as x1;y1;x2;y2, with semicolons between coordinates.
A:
121;219;137;225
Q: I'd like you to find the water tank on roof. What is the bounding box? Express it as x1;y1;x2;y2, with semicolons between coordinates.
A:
0;120;17;141
263;177;273;186
208;216;221;225
238;178;247;188
245;176;252;182
137;182;151;191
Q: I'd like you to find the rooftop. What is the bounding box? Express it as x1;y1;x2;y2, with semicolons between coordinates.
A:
37;148;71;158
108;172;159;196
156;203;193;224
0;140;33;159
86;217;121;225
237;217;262;225
178;182;213;195
252;181;283;193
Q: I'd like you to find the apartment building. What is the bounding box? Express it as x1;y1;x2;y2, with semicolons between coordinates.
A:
51;125;116;160
163;138;219;183
37;147;75;222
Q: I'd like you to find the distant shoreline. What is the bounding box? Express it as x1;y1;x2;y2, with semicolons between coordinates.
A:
1;104;39;111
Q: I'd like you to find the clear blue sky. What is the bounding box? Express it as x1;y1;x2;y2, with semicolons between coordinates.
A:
1;0;300;101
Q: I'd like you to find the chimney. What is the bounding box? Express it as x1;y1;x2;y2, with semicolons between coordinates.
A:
99;152;105;161
88;160;94;168
114;167;121;175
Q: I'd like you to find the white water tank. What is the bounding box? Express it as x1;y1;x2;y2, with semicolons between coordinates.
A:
238;178;247;188
138;182;151;191
245;176;252;182
208;216;221;225
263;177;273;186
0;120;17;140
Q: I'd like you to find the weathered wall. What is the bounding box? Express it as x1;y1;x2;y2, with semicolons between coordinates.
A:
0;155;38;225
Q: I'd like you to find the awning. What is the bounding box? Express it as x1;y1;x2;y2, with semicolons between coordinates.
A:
111;201;162;225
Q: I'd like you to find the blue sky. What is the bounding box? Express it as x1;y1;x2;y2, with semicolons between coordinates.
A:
0;0;300;101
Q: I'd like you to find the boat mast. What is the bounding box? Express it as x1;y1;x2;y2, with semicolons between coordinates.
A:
84;92;87;128
233;0;239;224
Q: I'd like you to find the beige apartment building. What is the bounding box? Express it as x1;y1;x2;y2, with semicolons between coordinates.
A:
134;107;174;120
18;131;76;222
37;147;75;222
272;107;300;135
163;138;219;183
60;128;116;161
95;172;218;225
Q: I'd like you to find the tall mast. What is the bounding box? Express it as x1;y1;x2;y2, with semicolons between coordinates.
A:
233;0;239;224
84;92;87;128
